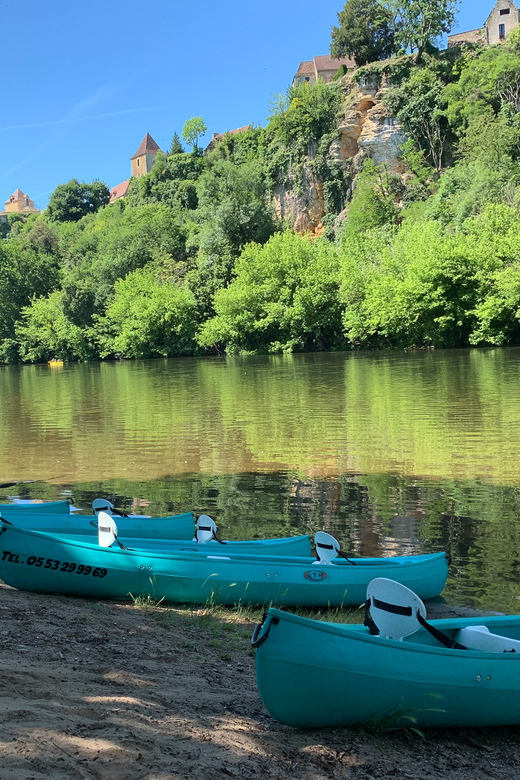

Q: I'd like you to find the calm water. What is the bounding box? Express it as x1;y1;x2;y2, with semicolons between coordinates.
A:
1;348;520;613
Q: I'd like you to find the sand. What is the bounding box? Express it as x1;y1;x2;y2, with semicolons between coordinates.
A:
0;582;519;779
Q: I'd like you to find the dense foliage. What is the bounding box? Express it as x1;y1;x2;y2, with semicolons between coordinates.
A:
331;0;459;65
330;0;396;65
6;20;520;362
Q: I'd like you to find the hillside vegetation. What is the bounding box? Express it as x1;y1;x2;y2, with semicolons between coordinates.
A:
4;27;520;361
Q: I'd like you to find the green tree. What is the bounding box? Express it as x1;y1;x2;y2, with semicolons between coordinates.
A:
198;232;343;354
385;68;449;171
46;179;110;222
182;116;207;151
169;132;185;154
94;265;199;358
339;216;485;348
15;290;93;362
330;0;396;65
193;158;277;310
0;235;60;360
386;0;459;64
339;159;399;242
125;150;204;210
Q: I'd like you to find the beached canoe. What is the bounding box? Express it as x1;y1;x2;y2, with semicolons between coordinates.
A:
253;578;520;729
0;522;448;606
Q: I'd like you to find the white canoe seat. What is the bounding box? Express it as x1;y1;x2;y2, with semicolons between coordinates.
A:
92;498;115;515
366;578;468;650
313;531;342;565
365;578;427;639
97;511;130;550
98;511;119;547
455;625;520;653
194;515;218;543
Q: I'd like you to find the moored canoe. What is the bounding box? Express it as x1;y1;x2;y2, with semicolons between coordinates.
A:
0;500;72;515
0;509;197;540
0;510;312;555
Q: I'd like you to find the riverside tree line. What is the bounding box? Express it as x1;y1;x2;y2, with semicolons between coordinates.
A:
3;0;520;362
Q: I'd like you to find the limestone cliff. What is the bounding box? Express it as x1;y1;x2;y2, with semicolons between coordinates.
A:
272;73;407;234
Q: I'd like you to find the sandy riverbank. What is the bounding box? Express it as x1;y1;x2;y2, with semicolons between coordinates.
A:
0;582;519;779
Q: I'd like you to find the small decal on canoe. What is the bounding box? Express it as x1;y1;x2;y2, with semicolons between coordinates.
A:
304;570;327;581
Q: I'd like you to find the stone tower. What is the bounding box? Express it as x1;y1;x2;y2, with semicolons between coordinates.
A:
4;189;39;214
130;133;161;178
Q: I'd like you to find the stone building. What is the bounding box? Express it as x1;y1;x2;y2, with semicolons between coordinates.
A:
130;132;161;178
0;188;40;222
448;0;520;47
205;124;252;154
109;132;162;203
292;55;355;87
3;188;39;214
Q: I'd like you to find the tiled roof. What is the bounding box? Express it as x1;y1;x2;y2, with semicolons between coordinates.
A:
205;125;252;152
314;54;356;71
8;188;27;201
109;180;130;203
131;133;161;160
295;60;315;76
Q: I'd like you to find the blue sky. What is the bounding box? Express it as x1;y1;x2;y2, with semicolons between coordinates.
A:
1;0;496;209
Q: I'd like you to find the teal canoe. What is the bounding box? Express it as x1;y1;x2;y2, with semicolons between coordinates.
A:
0;510;312;555
0;509;197;540
0;500;72;514
0;522;448;606
253;580;520;729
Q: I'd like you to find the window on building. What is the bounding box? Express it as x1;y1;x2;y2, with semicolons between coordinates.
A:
500;8;510;14
499;23;506;38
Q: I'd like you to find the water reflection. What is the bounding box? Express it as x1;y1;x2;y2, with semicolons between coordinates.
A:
1;349;520;613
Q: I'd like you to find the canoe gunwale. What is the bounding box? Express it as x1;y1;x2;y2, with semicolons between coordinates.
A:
259;607;520;659
0;523;446;567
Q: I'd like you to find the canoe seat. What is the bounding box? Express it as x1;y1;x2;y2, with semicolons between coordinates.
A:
455;625;520;653
92;498;114;516
98;512;118;547
194;515;218;543
97;511;129;550
365;578;427;639
313;532;342;565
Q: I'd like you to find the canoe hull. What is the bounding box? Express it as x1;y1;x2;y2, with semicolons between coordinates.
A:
255;609;520;729
0;511;196;540
50;533;313;557
0;500;71;515
0;523;448;607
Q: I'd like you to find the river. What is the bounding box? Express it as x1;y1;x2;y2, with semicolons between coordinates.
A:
1;348;520;613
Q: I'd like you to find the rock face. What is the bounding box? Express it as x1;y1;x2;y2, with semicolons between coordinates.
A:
273;166;325;234
355;102;407;173
272;73;408;234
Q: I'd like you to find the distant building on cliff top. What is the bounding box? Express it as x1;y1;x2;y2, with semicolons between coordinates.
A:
292;55;356;87
0;188;40;222
448;0;519;47
205;125;253;153
109;132;162;203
